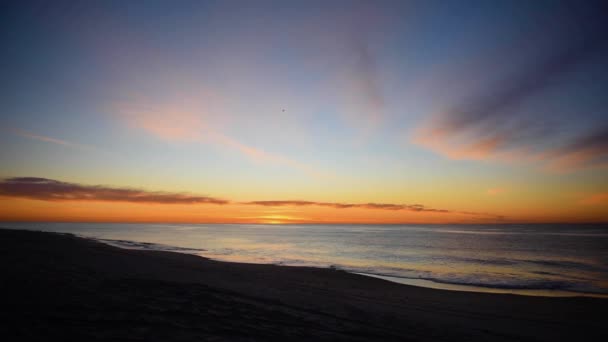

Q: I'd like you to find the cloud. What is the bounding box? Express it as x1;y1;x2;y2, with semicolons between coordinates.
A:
487;188;506;196
413;3;608;171
8;128;94;151
243;200;508;220
244;200;448;213
543;126;608;172
339;9;385;131
0;177;228;205
115;92;327;178
579;192;608;206
0;177;506;220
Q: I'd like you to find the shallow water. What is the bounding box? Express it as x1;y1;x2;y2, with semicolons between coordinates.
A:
2;222;607;297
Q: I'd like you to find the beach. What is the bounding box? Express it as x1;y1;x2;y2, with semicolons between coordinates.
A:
1;229;606;341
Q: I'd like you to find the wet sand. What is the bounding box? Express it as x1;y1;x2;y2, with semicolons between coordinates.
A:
1;229;606;341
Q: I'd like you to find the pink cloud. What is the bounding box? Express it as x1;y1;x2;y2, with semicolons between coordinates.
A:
486;188;507;196
410;9;608;173
114;93;327;178
413;119;608;173
579;193;608;206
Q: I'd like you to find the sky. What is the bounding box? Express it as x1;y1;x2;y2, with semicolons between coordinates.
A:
1;0;607;224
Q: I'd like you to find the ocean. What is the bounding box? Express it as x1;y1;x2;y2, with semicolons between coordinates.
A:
2;222;607;297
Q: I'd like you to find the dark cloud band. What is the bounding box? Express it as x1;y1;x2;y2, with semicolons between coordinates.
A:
0;177;502;219
0;177;229;205
243;200;449;213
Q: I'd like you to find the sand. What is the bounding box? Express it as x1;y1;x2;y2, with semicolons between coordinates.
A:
1;228;606;341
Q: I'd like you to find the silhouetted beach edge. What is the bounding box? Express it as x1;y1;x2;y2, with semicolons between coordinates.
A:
1;228;606;341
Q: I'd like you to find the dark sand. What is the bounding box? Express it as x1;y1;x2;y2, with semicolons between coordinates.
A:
1;229;606;341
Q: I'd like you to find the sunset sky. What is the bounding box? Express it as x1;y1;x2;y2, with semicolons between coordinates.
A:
1;0;607;224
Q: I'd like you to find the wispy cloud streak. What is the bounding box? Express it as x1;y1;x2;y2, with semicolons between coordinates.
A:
9;128;93;151
341;10;385;131
115;95;326;178
544;126;608;172
413;3;608;171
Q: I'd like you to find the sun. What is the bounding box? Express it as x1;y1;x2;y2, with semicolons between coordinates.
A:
256;215;298;224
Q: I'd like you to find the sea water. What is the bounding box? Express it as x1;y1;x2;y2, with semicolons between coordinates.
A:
2;222;607;297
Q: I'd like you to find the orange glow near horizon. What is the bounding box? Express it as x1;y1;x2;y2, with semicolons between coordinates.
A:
1;196;606;224
2;2;608;226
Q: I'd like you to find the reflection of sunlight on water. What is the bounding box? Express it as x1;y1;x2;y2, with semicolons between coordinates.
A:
161;225;199;231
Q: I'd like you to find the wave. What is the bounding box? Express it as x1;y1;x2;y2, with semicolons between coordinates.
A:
90;237;206;254
347;269;608;295
312;263;608;295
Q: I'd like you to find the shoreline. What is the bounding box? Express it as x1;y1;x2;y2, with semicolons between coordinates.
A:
89;235;608;299
356;273;608;298
2;228;607;341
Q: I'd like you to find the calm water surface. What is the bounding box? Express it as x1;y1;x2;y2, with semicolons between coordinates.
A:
2;223;607;297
